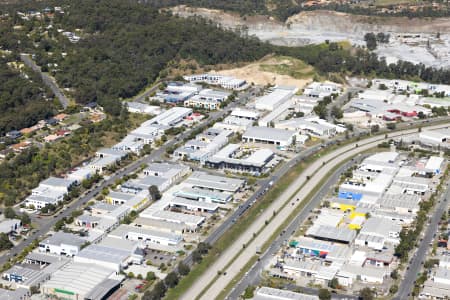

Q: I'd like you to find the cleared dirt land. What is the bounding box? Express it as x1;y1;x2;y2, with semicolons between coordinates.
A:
209;55;314;87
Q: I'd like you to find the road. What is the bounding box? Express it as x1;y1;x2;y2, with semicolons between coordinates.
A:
0;87;255;265
227;156;367;300
20;53;70;109
394;180;450;300
326;87;360;123
131;80;163;103
182;123;450;300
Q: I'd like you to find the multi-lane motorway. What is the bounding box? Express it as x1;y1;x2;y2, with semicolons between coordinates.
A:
227;156;367;299
182;123;450;300
2;72;449;299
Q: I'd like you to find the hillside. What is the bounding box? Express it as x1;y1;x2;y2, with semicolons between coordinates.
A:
170;6;450;68
210;55;316;87
1;0;450;122
0;58;55;136
29;0;272;115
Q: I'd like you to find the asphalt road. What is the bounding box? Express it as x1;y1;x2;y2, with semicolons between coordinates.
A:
20;54;70;109
0;87;255;266
131;80;163;103
326;87;360;123
394;180;450;300
2;75;448;291
185;123;450;300
227;156;366;299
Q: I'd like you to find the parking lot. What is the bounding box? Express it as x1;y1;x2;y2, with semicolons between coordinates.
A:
145;248;175;267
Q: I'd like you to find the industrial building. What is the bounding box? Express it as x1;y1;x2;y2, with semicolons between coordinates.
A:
242;126;296;147
306;225;356;244
141;210;205;230
133;217;186;235
303;82;342;99
122;176;170;194
144;107;192;127
41;262;123;300
157;82;201;103
184;89;230;110
38;232;85;257
174;128;232;163
258;99;294;127
66;167;93;184
230;108;260;120
125;102;161;114
213;116;253;133
338;169;395;201
2;265;50;289
25;176;76;209
168;197;219;213
355;217;401;250
143;162;190;185
109;224;182;247
183;171;245;193
337;264;387;286
254;287;319;300
0;219;22;234
183;74;247;90
377;193;420;214
173;187;232;204
275;117;338;137
255;86;297;111
74;243;139;272
206;143;275;175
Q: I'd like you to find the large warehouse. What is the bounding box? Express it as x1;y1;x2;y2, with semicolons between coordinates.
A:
41;262;124;300
242;126;296;147
206;143;275;175
255;86;297;111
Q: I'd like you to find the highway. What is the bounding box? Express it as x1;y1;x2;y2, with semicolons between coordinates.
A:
182;123;450;300
394;180;450;300
227;156;367;299
20;53;70;109
2;71;449;296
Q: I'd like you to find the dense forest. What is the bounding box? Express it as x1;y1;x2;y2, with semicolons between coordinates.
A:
27;0;450;113
1;0;450;123
38;0;271;114
0;57;55;136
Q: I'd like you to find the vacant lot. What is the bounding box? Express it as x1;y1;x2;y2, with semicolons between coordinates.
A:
211;55;315;87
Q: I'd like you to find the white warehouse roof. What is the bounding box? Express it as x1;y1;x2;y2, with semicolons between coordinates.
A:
243;126;296;144
255;287;319;300
41;262;120;298
255;86;297;111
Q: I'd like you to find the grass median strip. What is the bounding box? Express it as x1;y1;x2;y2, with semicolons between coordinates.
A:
216;255;260;300
196;147;376;299
165;139;381;299
216;158;351;299
165;161;310;299
164;125;432;299
216;148;382;299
